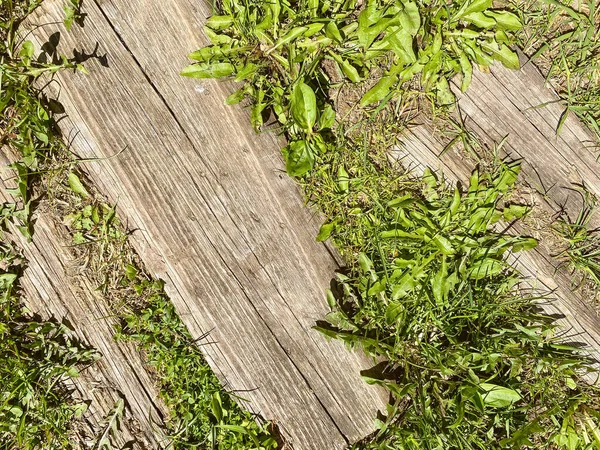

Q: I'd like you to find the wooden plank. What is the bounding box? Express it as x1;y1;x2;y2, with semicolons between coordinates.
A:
0;152;165;449
453;53;600;220
25;1;388;449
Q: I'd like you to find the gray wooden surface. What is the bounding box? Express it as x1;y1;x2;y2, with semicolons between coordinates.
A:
26;1;389;449
0;152;166;449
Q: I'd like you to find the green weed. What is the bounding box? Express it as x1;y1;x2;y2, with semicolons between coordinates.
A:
511;0;600;138
183;0;522;177
1;0;85;239
318;160;599;448
553;188;600;292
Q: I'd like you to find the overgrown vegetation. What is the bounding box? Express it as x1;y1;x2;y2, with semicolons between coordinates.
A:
185;0;600;448
0;2;99;448
183;0;522;176
553;188;600;292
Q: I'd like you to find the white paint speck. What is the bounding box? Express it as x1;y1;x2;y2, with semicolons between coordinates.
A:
195;85;206;94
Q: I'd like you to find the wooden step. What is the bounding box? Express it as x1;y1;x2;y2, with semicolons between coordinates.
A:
24;1;389;449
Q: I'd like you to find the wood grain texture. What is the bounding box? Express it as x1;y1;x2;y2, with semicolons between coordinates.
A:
25;1;389;449
453;53;600;220
0;152;166;449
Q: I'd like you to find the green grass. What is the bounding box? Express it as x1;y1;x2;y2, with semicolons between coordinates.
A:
114;275;278;449
185;0;600;448
0;2;101;448
553;187;600;293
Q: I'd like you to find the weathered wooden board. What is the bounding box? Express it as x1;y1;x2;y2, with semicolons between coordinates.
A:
454;53;600;220
0;152;165;449
393;56;600;370
26;1;389;449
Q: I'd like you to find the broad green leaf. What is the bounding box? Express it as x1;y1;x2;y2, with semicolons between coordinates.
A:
512;237;537;252
326;289;336;309
361;74;398;107
385;302;404;324
291;81;318;130
304;22;325;37
19;41;34;60
495;162;521;192
325;21;343;43
431;235;455;255
269;26;308;53
284;140;314;176
503;204;529;221
481;41;520;70
317;222;335;242
206;15;234;30
204;28;233;45
391;272;417;299
458;50;473;92
432;256;448;304
397;1;420;35
210;393;223;422
68;172;89;198
456;0;492;18
337;166;349;193
225;87;247;105
319;104;336;129
386;28;416;63
337;57;362;82
469;258;504;279
435;76;455;106
234;63;259;82
486;10;522;31
479;383;521;408
359;253;374;274
463;11;496;28
181;62;235;79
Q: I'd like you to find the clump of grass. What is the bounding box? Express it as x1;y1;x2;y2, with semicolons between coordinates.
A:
509;0;600;138
0;0;85;239
0;241;99;449
183;0;523;177
317;153;600;448
553;188;600;293
0;3;104;448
